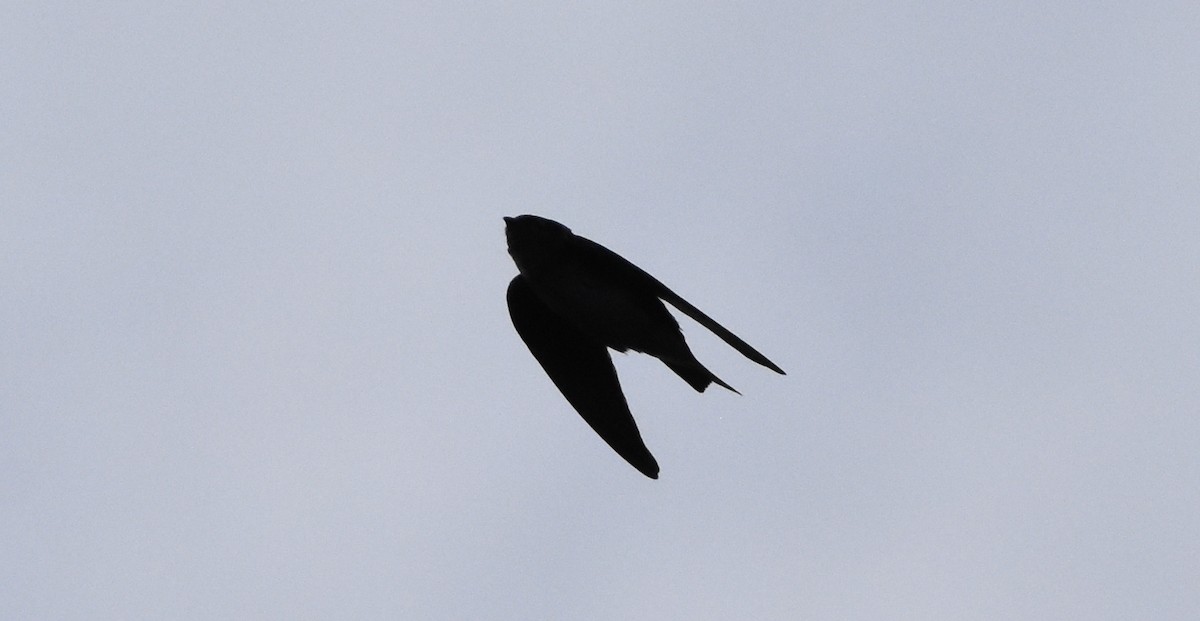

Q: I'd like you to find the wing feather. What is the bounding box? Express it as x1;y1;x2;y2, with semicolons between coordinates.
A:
574;237;786;375
507;276;659;479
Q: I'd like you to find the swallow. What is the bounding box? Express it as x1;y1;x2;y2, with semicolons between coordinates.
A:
504;215;785;478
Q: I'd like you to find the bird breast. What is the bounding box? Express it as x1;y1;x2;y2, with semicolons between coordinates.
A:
527;265;659;351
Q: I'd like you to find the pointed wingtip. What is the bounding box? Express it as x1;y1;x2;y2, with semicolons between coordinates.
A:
634;455;660;479
756;357;786;375
732;349;785;377
629;453;660;479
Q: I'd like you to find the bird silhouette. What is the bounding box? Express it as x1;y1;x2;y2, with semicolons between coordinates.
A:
504;215;784;478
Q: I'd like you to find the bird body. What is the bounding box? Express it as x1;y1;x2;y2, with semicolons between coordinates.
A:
504;215;783;478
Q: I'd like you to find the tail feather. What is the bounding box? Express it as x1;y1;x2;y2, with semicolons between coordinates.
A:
662;357;740;395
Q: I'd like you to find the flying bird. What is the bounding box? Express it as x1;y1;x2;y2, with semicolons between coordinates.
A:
504;215;784;478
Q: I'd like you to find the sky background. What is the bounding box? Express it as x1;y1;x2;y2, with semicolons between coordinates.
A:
4;2;1199;619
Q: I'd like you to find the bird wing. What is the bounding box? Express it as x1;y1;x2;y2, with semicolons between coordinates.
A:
507;276;660;479
574;236;786;375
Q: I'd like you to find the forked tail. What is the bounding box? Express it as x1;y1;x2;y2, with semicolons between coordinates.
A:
662;357;740;395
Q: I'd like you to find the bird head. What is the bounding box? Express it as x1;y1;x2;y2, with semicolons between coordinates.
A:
504;215;574;274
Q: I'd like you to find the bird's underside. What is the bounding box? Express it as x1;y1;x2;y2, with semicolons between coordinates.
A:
504;214;784;478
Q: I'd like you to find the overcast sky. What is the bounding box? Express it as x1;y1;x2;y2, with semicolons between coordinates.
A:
4;3;1199;619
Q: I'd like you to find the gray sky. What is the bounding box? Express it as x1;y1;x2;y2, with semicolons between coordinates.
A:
4;3;1198;619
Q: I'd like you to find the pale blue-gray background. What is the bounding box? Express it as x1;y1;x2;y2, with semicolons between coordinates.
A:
4;3;1198;619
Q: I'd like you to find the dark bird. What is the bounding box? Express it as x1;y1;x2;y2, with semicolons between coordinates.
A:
504;215;784;478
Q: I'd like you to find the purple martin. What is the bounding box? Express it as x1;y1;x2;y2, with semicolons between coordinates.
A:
504;215;784;478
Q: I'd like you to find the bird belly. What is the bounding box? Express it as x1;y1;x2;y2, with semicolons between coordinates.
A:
532;272;663;352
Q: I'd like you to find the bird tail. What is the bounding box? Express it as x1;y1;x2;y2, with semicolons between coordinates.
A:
662;357;739;395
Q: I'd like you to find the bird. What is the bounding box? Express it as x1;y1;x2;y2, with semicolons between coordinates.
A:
504;215;784;478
